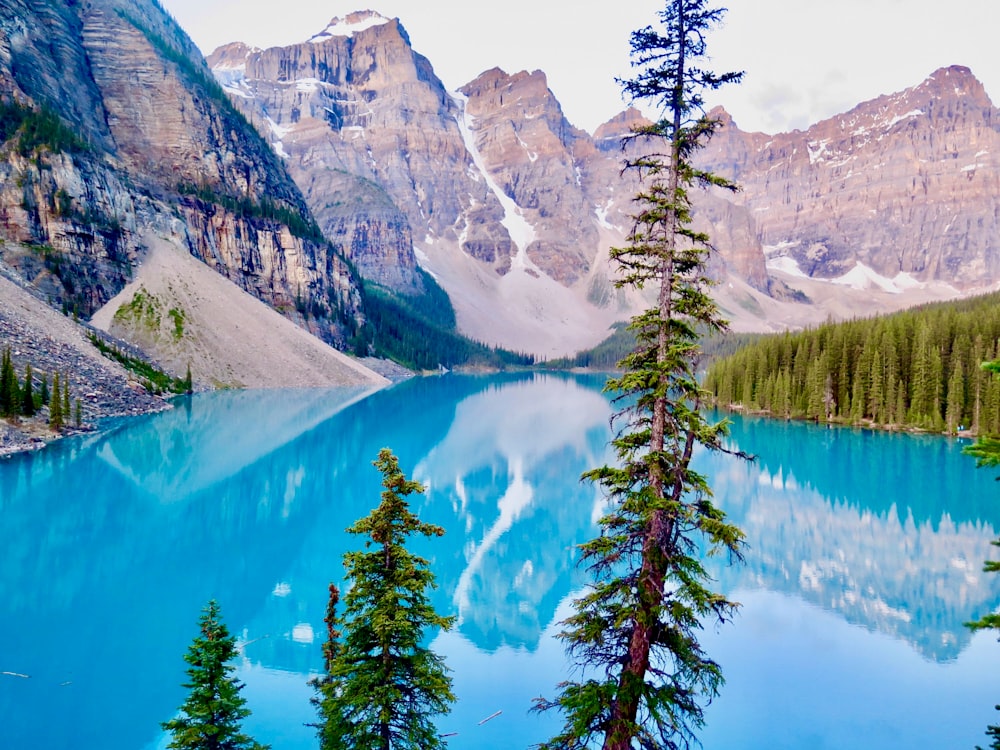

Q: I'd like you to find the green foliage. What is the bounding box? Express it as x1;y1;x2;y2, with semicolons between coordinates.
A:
114;288;163;332
87;333;188;395
49;372;63;431
0;348;53;420
20;364;35;417
177;183;325;245
356;280;534;370
544;322;636;370
162;600;268;750
964;363;1000;748
0;101;89;156
0;347;16;417
534;3;746;749
169;307;186;339
705;291;1000;434
313;449;455;750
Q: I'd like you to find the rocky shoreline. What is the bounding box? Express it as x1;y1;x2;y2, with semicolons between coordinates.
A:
0;271;173;458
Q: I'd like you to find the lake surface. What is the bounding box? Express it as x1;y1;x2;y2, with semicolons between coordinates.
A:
1;372;999;749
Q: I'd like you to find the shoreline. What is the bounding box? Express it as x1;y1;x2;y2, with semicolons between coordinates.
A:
717;402;978;440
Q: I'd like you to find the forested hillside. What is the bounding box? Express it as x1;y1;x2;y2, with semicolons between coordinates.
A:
704;292;1000;434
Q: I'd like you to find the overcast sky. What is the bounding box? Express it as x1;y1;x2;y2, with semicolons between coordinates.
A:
160;0;999;135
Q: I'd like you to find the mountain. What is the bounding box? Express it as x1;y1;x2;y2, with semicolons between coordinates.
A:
206;12;640;357
0;0;380;387
4;3;1000;375
698;65;1000;292
208;14;1000;354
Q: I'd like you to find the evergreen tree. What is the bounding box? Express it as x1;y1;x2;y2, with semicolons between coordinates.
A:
49;372;63;431
946;357;965;434
75;399;82;428
0;347;15;417
39;373;49;406
534;3;747;748
963;364;1000;749
20;364;35;417
62;374;70;418
314;449;455;750
162;600;268;750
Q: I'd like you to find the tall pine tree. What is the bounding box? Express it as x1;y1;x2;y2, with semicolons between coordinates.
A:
534;2;747;748
964;361;1000;749
162;600;268;750
0;347;15;417
20;364;35;417
49;371;63;431
314;448;455;750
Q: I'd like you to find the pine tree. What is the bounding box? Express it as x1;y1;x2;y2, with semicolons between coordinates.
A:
314;449;455;750
963;364;1000;749
311;585;347;750
162;600;268;750
39;373;49;406
20;364;35;417
0;347;15;417
75;399;82;428
62;374;70;418
49;372;63;431
946;357;964;434
534;3;747;748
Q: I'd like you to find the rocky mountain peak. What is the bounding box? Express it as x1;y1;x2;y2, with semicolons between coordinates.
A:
920;65;993;105
592;107;651;153
307;10;393;44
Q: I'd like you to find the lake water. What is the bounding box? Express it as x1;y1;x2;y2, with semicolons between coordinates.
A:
1;372;999;749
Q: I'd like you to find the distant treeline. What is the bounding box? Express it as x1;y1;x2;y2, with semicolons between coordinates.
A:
545;323;764;372
353;269;534;371
704;291;1000;435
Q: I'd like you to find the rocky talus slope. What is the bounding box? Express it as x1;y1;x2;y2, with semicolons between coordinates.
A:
0;0;367;345
0;265;168;456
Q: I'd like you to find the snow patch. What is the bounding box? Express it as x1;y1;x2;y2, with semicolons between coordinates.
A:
309;12;389;42
807;139;829;164
831;262;922;294
962;163;985;172
594;199;617;230
451;91;537;269
887;109;922;128
762;240;800;257
766;256;808;278
265;116;290;140
514;130;538;162
295;77;320;93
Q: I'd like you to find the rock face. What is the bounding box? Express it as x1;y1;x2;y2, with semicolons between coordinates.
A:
0;0;365;348
208;12;648;353
698;66;1000;289
206;12;769;354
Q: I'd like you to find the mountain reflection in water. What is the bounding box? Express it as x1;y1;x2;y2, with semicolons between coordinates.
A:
0;373;997;749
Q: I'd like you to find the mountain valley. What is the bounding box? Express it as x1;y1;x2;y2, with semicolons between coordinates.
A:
0;2;999;445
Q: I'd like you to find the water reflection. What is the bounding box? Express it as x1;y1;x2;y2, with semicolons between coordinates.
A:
0;375;998;750
704;413;1000;661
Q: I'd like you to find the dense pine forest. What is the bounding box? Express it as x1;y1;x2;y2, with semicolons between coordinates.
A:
704;291;1000;435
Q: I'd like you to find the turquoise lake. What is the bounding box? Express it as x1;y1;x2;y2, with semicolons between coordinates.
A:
1;372;999;749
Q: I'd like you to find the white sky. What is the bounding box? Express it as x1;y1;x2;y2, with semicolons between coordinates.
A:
160;0;999;135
